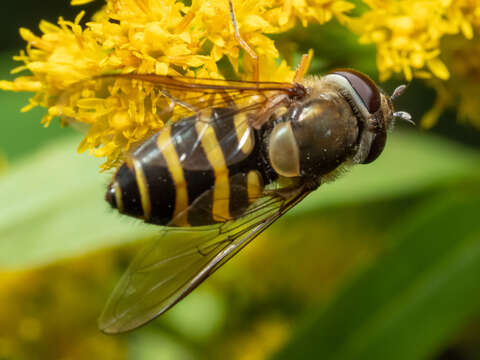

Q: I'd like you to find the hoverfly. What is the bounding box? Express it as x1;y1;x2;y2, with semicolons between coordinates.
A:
69;1;414;334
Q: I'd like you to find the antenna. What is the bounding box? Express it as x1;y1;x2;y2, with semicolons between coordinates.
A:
391;84;408;101
390;84;414;125
393;111;415;125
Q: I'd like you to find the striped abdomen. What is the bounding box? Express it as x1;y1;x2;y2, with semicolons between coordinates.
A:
105;108;274;226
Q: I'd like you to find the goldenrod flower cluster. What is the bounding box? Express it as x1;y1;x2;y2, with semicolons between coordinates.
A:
1;0;480;168
0;0;353;169
351;0;480;82
350;0;480;128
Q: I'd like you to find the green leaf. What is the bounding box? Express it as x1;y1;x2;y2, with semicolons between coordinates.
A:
274;191;480;360
128;330;196;360
296;130;480;213
162;287;226;342
0;51;73;161
0;136;156;269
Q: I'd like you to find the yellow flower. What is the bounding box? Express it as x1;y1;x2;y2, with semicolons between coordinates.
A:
350;0;480;82
423;34;480;129
1;0;352;170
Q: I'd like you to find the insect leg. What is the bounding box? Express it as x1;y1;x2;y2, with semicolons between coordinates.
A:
293;49;314;82
228;0;259;83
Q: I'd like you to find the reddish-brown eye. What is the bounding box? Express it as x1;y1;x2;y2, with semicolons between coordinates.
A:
331;69;381;114
362;132;386;164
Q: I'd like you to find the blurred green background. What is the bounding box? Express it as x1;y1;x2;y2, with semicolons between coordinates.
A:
1;1;480;360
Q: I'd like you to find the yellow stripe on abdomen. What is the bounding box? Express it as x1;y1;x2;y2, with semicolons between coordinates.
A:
247;170;263;203
233;113;254;155
113;180;124;213
132;157;151;220
157;126;189;226
196;115;231;222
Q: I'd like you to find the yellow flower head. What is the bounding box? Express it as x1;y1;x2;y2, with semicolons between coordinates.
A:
423;34;480;129
0;0;352;169
350;0;480;82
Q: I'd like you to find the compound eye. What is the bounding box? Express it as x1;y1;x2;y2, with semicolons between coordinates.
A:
331;69;381;114
362;131;386;164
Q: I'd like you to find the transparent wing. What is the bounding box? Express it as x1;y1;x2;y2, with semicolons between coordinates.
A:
57;74;298;124
99;186;310;334
102;74;298;119
60;74;299;169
